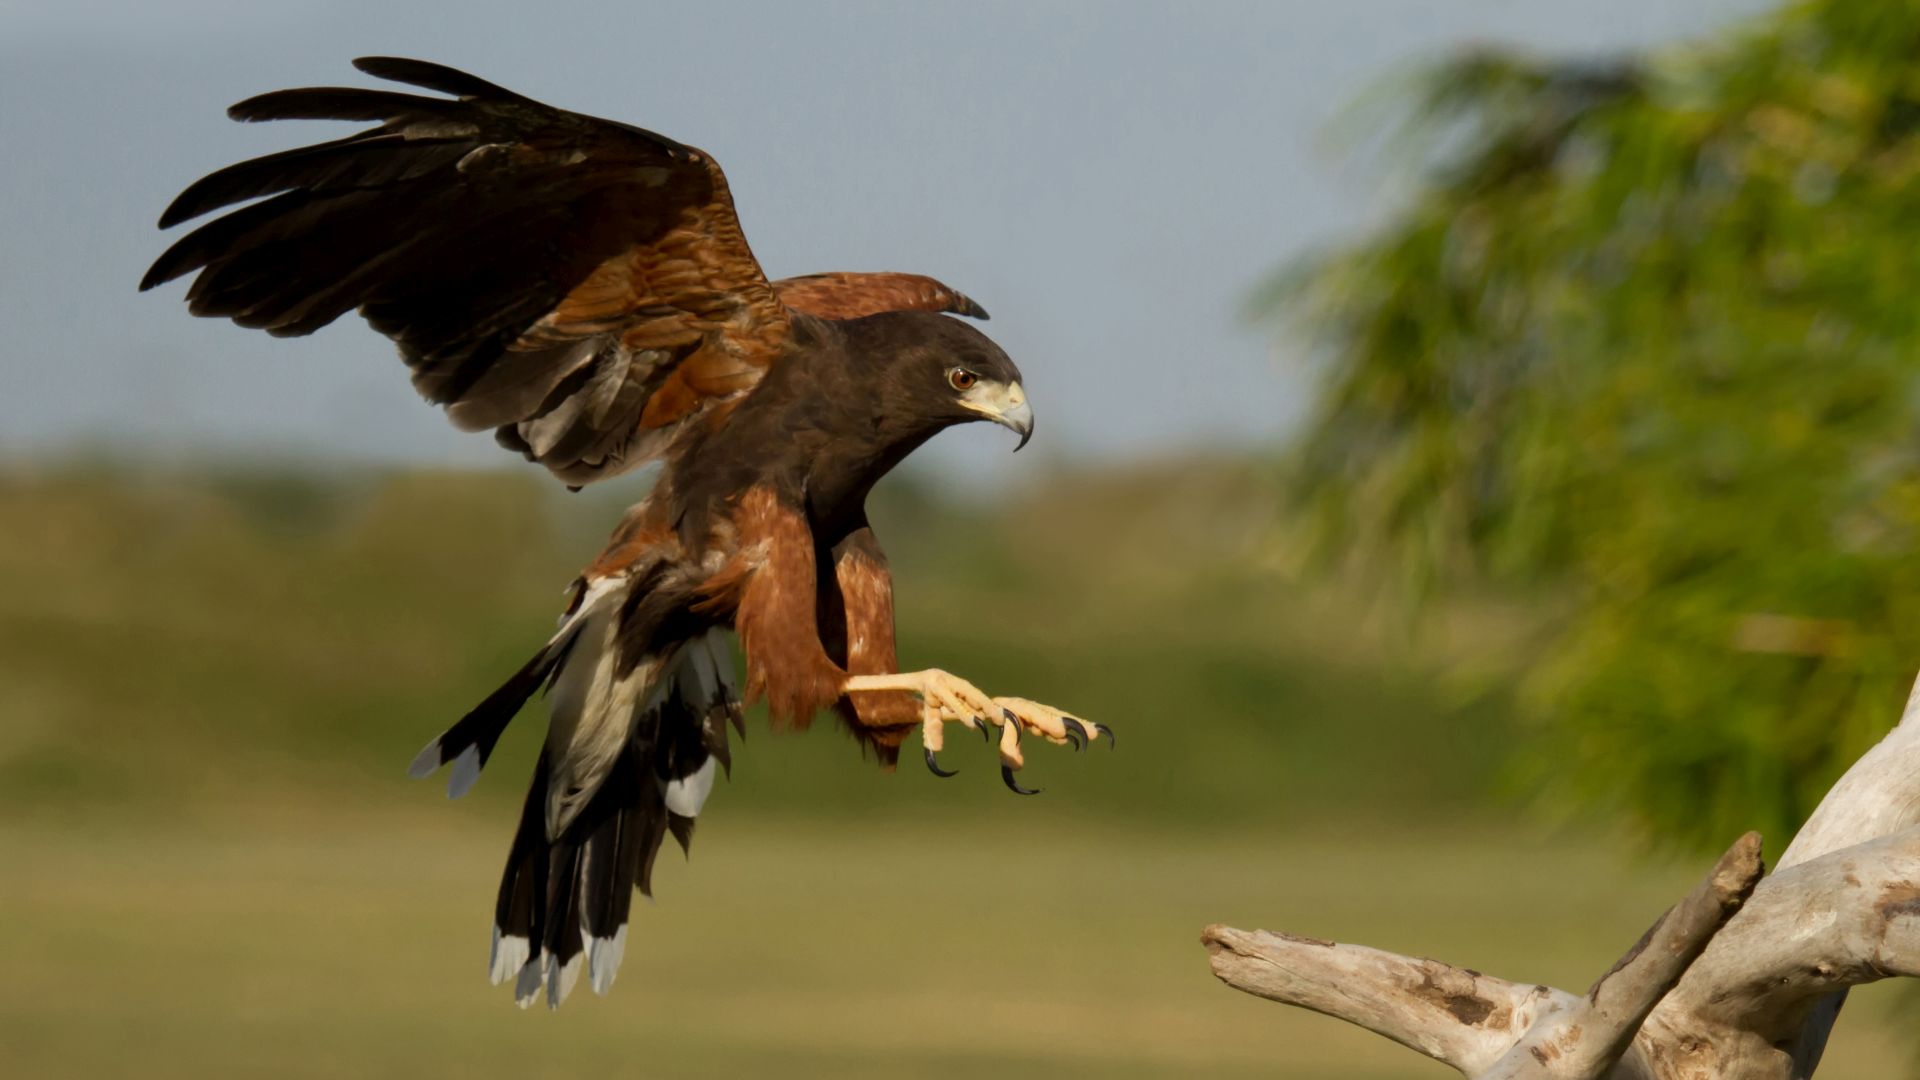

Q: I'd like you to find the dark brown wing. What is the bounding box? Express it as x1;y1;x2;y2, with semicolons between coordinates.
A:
141;57;791;486
772;272;988;321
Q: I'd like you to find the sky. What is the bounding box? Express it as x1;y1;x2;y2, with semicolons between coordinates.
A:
0;0;1769;484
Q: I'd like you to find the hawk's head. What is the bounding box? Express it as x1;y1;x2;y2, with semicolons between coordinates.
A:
856;312;1033;451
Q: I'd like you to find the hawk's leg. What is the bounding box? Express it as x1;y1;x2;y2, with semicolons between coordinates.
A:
842;670;1110;794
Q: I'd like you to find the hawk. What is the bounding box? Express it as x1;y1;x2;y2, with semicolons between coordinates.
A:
140;58;1108;1008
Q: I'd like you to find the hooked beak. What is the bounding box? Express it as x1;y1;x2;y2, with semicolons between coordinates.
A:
1000;398;1035;451
960;380;1035;451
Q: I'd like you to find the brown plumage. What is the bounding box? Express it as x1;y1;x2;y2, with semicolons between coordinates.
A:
142;57;1104;1010
774;271;990;321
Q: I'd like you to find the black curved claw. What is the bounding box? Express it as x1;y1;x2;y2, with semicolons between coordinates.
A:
974;717;993;743
924;747;958;778
1000;764;1041;795
1081;719;1115;749
1060;716;1089;752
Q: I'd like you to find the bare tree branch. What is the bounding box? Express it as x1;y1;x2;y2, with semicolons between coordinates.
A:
1478;832;1764;1079
1200;926;1552;1074
1202;672;1920;1079
1660;675;1920;1078
1649;826;1920;1076
1780;677;1920;870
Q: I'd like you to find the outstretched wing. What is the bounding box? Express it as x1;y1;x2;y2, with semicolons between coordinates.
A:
141;57;793;486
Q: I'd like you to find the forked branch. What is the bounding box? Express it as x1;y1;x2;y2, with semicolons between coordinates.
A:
1204;673;1920;1079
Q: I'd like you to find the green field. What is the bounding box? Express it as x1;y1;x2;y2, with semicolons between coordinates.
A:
0;463;1904;1076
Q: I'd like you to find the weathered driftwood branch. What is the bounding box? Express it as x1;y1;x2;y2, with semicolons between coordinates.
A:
1204;672;1920;1079
1201;832;1764;1079
1478;832;1763;1080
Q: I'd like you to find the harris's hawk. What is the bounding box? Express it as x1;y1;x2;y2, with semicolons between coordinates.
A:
140;58;1108;1008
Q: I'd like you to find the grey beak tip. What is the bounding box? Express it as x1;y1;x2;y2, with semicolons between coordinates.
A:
982;388;1033;451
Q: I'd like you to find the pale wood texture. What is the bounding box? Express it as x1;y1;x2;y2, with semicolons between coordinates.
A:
1204;672;1920;1079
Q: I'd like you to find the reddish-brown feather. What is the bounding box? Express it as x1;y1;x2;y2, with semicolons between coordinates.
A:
639;373;703;429
727;487;847;729
637;344;763;429
829;530;916;760
579;506;677;580
503;161;793;464
772;271;988;321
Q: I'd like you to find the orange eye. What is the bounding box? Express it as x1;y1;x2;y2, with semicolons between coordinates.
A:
948;368;977;391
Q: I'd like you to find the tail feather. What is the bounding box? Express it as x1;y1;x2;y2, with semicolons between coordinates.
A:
489;747;549;988
540;840;587;1009
407;640;570;798
473;625;743;1008
666;813;696;856
579;744;646;997
407;578;611;798
510;741;662;1009
634;796;672;900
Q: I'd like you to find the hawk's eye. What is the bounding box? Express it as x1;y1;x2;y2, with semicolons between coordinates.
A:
948;368;978;391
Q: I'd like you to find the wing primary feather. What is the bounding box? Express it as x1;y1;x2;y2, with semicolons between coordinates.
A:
156;135;466;230
351;56;532;102
145;57;790;488
407;627;582;789
227;86;477;125
142;188;312;289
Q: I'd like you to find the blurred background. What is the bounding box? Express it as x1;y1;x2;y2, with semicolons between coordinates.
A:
3;0;1915;1075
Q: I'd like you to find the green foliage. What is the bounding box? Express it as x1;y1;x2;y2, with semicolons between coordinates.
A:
1266;0;1920;850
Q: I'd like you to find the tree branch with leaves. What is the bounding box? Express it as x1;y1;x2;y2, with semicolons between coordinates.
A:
1267;0;1920;849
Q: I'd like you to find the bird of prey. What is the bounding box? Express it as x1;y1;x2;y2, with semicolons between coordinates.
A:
141;57;1109;1008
